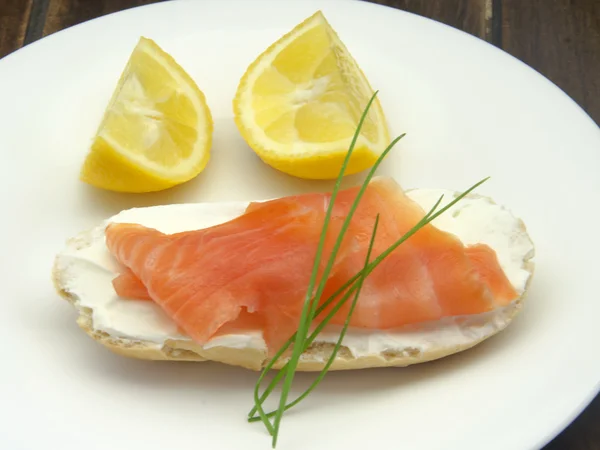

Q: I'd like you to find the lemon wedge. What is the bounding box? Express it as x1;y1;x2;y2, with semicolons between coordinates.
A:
233;11;390;180
80;37;213;193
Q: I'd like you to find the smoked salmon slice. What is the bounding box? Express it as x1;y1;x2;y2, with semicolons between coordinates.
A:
113;268;153;301
105;177;517;353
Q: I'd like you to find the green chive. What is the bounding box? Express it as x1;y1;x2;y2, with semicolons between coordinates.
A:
250;215;380;421
269;92;384;448
249;179;488;426
251;92;385;435
246;91;490;447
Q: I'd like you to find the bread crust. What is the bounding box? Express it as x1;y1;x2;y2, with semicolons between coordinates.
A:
51;193;535;372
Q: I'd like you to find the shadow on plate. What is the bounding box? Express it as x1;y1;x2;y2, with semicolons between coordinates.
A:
72;116;394;220
74;164;369;220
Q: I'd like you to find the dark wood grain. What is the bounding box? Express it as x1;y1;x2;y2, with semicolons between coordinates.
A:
501;0;600;125
544;395;600;450
23;0;50;46
366;0;493;41
42;0;165;37
0;0;32;57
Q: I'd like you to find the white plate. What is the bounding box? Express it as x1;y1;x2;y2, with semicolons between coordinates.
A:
0;0;598;449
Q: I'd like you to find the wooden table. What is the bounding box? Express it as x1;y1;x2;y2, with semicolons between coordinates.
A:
1;0;598;449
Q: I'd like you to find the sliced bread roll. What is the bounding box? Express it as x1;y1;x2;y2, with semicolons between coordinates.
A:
52;189;535;371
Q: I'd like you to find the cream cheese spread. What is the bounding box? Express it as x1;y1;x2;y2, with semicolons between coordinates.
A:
55;189;534;358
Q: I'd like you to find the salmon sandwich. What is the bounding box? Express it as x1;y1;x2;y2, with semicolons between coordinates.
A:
52;175;535;372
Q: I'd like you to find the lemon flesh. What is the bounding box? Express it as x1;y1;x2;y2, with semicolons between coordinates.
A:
81;37;213;193
233;11;390;180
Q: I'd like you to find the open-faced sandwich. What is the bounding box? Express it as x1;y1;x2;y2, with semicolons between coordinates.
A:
52;174;535;372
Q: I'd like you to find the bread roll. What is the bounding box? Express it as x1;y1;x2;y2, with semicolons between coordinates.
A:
52;189;535;371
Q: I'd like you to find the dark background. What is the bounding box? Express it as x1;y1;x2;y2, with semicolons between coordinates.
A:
0;1;598;449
